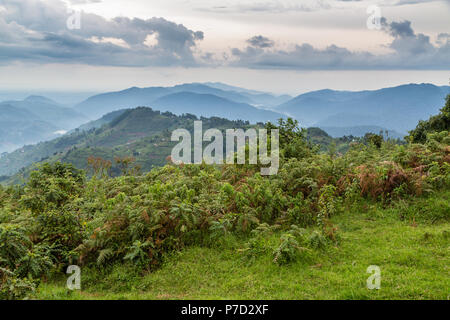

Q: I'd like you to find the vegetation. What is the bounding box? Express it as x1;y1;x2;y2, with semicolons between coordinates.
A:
0;109;253;181
409;94;450;143
0;97;449;300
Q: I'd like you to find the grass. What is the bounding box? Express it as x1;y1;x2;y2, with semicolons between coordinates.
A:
34;200;449;300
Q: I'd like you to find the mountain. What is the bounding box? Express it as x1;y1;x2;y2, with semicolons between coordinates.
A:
202;82;293;107
76;109;128;132
0;96;88;153
74;86;169;120
23;95;57;104
0;107;255;178
0;91;97;106
171;83;254;104
320;126;404;139
0;102;59;154
0;103;58;153
1;95;88;128
150;92;285;123
276;84;450;133
74;83;290;120
315;113;386;128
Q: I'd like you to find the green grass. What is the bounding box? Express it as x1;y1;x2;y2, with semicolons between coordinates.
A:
34;201;449;300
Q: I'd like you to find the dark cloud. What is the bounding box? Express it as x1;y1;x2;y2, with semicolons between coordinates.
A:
231;19;449;70
0;0;448;71
386;20;415;38
247;35;274;48
382;18;436;56
0;0;207;67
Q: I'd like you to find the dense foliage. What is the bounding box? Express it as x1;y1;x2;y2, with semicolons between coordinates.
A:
0;113;449;299
409;94;450;143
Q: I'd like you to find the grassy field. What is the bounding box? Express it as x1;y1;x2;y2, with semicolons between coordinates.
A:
35;196;449;300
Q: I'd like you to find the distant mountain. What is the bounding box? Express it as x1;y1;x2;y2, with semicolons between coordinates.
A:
74;83;290;120
0;91;97;106
203;82;267;95
150;92;285;123
0;96;88;153
171;83;254;105
202;82;292;107
276;84;450;133
315;113;385;128
320;126;404;139
74;86;169;120
0;102;59;153
23;95;57;104
1;96;87;128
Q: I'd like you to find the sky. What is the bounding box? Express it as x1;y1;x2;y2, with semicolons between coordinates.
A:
0;0;448;95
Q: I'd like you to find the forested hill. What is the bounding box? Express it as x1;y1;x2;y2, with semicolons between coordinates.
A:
0;107;253;179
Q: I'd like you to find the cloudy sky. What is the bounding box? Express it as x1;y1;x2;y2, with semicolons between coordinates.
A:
0;0;448;94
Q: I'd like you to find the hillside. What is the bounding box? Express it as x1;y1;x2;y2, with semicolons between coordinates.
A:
0;107;357;180
0;107;254;179
277;84;450;133
1;110;448;300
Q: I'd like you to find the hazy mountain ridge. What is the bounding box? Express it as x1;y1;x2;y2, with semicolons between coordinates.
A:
320;126;404;139
202;82;293;107
277;83;450;133
74;82;449;136
1;82;448;159
0;96;88;153
150;92;285;123
74;83;288;121
1;96;87;128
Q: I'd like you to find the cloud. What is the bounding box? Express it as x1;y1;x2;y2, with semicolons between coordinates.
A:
198;0;331;13
0;0;206;67
437;33;450;45
392;0;440;5
230;19;450;70
380;18;436;56
0;0;448;71
67;0;102;4
247;35;274;48
385;20;415;37
336;0;440;5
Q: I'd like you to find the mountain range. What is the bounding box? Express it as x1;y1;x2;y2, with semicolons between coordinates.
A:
74;82;449;136
0;96;88;153
74;83;288;121
276;83;450;134
0;82;449;159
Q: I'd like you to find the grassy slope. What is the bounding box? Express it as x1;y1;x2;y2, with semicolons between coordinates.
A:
35;192;449;300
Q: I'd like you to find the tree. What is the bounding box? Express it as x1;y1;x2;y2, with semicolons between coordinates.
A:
364;133;383;148
408;94;450;143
